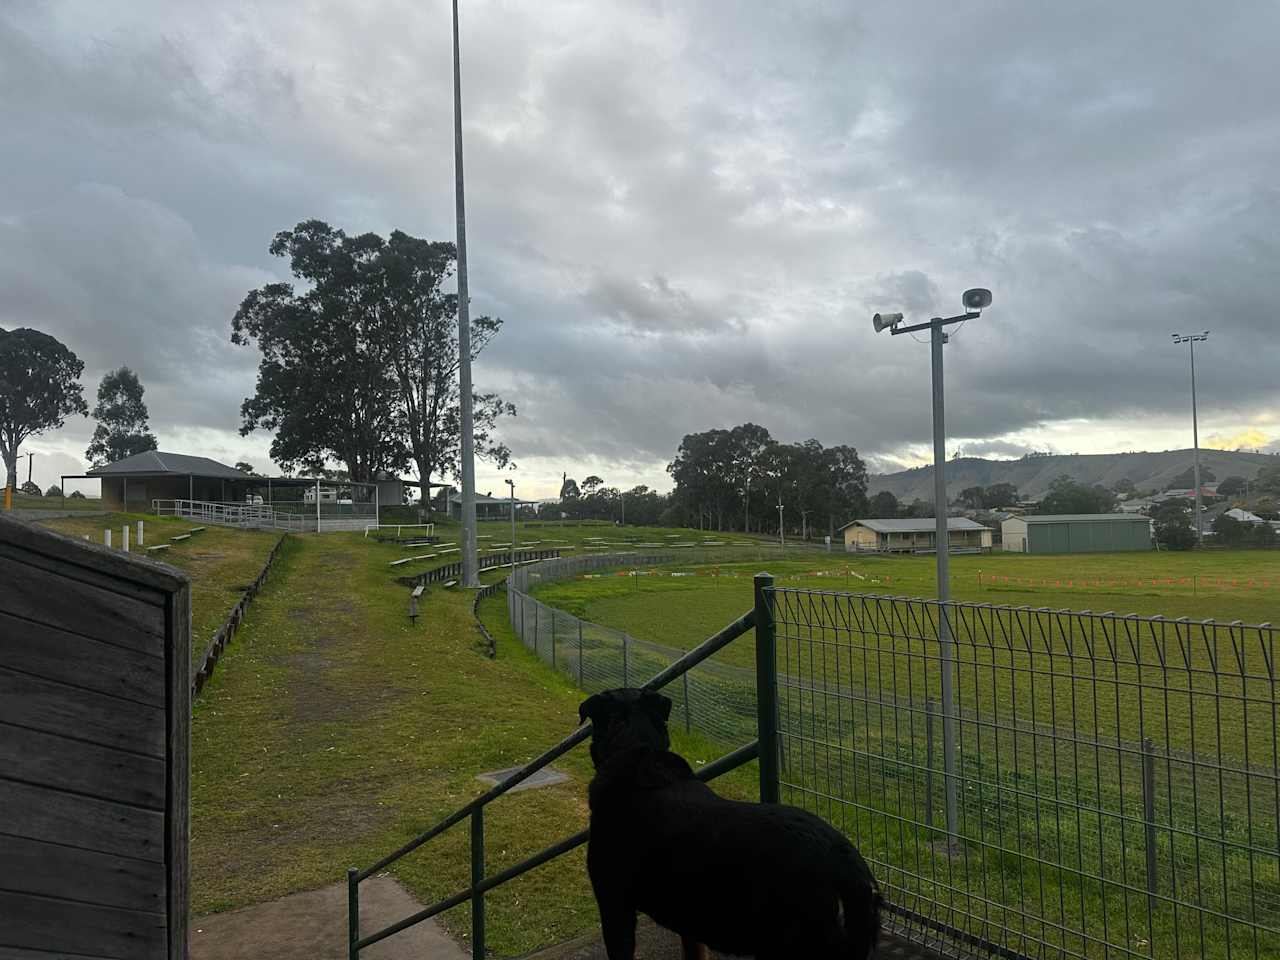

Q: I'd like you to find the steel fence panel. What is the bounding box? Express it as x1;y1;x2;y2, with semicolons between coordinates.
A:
769;588;1278;960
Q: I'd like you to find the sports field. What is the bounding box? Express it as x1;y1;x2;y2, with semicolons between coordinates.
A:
533;548;1280;671
521;547;1280;959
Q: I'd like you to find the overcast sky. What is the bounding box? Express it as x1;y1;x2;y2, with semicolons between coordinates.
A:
4;1;1279;498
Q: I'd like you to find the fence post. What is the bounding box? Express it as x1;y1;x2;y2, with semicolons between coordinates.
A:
623;632;630;687
471;808;485;959
104;528;111;548
347;868;359;959
1142;736;1157;911
754;572;780;804
925;700;936;829
551;610;557;670
683;670;692;734
578;618;584;688
534;602;539;657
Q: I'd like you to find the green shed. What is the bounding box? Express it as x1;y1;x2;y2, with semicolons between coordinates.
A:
1001;514;1152;553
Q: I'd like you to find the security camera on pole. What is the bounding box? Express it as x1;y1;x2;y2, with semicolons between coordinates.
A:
873;286;992;850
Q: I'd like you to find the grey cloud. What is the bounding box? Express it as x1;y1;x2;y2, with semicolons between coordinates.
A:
2;0;1279;491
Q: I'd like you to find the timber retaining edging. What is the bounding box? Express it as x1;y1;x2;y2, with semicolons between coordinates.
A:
472;578;506;658
192;533;288;697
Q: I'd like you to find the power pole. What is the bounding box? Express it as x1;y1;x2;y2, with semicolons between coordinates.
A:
1173;332;1209;542
27;452;34;485
453;0;479;588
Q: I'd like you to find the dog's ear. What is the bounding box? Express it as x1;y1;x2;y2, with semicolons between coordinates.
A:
640;690;673;723
578;693;611;726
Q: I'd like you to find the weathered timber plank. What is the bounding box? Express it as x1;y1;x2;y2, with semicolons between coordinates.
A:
0;779;164;862
165;583;191;960
0;833;165;913
0;668;165;757
0;612;163;706
0;890;165;960
0;556;164;653
0;723;165;809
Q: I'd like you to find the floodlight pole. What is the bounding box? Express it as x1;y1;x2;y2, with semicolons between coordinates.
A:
776;485;785;552
891;310;976;843
453;0;479;588
1173;332;1209;542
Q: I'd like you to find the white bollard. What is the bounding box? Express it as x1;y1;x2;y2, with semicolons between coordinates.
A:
122;525;129;553
137;520;144;546
104;529;112;548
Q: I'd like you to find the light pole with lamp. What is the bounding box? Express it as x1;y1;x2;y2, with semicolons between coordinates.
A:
452;0;479;588
873;286;992;846
1172;331;1209;542
505;478;516;571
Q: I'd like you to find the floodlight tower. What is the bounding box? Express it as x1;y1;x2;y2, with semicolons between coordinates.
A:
1172;332;1209;542
452;0;479;587
872;287;992;844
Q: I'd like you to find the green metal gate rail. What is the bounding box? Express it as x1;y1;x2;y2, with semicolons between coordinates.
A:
347;573;780;958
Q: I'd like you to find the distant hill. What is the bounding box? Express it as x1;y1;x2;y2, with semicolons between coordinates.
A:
869;448;1279;503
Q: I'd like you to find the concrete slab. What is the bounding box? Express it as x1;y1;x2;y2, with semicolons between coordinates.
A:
476;765;570;793
191;875;467;960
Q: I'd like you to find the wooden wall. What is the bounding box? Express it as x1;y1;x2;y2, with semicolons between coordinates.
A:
0;515;189;959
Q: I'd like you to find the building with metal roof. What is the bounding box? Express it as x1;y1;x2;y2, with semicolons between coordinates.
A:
1000;514;1151;553
72;451;254;511
838;517;992;553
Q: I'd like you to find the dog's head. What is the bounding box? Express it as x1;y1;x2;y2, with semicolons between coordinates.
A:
578;687;673;769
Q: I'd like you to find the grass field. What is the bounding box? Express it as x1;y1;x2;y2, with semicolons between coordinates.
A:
183;523;754;957
11;493;103;511
40;512;280;663
520;547;1280;959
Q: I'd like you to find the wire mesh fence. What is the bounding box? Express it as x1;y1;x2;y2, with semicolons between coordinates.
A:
508;554;764;746
770;588;1279;960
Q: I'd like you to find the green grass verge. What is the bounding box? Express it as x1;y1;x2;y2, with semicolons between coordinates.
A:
40;512;280;664
10;493;104;511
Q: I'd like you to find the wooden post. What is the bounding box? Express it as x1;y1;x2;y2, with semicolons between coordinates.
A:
122;525;129;553
137;520;144;546
104;528;111;548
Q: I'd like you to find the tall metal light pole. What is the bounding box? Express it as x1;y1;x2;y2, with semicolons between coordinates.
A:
505;477;516;571
873;288;992;846
1172;332;1209;542
452;0;479;587
776;483;785;552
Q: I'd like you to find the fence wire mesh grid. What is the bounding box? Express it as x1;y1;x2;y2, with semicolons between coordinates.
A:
771;588;1278;960
508;554;763;748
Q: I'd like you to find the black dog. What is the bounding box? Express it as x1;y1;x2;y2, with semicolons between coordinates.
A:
580;688;881;959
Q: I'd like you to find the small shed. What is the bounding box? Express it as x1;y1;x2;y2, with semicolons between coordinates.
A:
0;515;190;958
839;517;992;553
1001;514;1152;553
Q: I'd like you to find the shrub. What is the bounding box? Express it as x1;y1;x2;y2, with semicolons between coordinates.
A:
69;489;86;499
19;480;41;496
44;484;62;497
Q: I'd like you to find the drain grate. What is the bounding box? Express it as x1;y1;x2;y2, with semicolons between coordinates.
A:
475;766;571;793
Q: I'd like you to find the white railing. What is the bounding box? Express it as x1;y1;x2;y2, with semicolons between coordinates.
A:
152;499;313;532
364;522;435;539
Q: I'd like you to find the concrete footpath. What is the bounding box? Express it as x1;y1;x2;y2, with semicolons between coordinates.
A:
191;875;467;960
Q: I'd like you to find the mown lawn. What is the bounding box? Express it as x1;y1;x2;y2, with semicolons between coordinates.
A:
12;493;104;511
188;528;755;957
40;512;280;664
